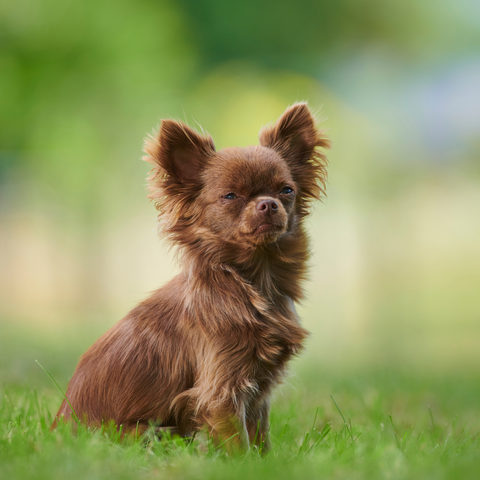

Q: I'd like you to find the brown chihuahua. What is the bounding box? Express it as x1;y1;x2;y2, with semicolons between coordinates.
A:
53;103;330;452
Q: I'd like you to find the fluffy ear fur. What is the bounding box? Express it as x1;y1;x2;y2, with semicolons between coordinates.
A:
145;119;215;187
144;120;215;237
259;103;330;214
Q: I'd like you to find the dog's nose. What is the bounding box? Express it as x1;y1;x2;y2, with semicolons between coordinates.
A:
256;199;279;215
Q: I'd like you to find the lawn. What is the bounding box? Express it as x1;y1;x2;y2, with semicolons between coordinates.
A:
1;321;479;480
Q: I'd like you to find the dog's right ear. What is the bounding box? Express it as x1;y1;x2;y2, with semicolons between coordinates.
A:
259;103;330;214
145;120;215;190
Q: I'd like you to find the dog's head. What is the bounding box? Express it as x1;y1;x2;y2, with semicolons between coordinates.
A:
144;103;330;252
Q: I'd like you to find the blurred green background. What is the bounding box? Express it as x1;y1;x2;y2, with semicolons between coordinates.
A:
1;0;480;386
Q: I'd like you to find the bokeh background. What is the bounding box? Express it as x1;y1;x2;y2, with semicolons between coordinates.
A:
1;0;480;386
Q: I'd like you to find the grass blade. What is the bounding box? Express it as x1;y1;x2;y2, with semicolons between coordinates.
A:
330;394;355;443
35;360;80;426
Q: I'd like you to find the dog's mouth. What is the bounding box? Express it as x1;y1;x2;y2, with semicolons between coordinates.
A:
252;223;285;235
237;221;288;245
254;223;285;235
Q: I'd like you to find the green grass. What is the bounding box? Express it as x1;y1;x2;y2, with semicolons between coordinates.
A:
1;323;480;479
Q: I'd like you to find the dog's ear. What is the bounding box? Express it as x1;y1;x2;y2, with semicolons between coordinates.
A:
259;103;330;205
145;120;215;189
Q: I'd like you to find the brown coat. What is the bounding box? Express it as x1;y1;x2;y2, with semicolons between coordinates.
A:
53;103;330;451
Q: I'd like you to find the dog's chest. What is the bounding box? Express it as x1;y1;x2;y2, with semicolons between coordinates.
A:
249;307;304;377
238;325;299;403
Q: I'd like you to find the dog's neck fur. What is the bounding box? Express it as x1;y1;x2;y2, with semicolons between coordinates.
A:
180;225;308;304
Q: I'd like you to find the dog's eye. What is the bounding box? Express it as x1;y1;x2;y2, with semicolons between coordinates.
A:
223;193;237;200
280;186;294;195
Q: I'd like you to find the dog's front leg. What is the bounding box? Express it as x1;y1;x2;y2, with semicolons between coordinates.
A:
203;397;250;453
247;397;271;452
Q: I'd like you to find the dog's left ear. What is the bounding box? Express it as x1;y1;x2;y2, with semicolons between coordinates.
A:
144;120;216;222
146;120;216;189
259;103;330;204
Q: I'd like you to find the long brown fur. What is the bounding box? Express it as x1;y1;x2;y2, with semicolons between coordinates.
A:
53;103;330;452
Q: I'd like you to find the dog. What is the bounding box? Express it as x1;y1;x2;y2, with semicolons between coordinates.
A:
52;103;330;452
